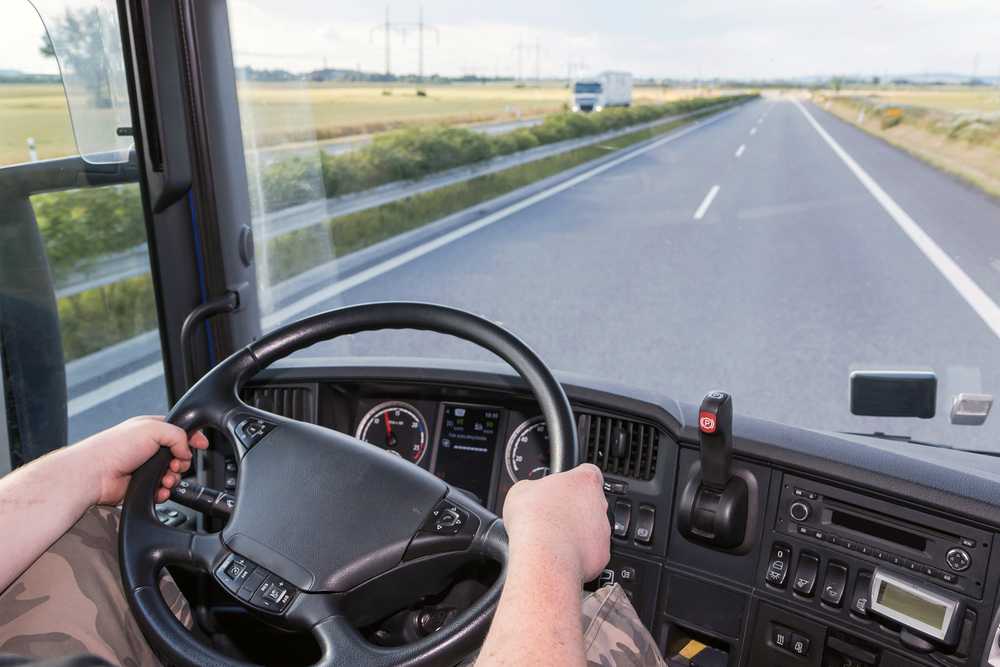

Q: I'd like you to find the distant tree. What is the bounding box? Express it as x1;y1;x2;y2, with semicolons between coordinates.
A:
38;7;112;108
39;33;55;58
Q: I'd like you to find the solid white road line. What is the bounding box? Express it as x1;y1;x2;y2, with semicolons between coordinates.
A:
263;104;745;329
750;127;757;135
68;362;164;417
694;185;721;220
735;144;746;157
791;96;1000;341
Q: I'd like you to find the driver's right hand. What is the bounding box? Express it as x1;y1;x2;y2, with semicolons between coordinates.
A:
501;463;611;584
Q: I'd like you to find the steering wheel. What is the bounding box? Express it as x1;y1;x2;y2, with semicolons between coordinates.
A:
119;302;579;667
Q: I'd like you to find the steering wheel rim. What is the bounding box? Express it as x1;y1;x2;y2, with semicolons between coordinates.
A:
120;302;578;667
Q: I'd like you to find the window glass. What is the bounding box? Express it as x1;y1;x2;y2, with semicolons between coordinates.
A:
1;2;167;455
226;0;1000;452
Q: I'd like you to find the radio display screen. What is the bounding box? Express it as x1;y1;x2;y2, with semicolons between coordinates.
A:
876;580;947;630
433;405;503;504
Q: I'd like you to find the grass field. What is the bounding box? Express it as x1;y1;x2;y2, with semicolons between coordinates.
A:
829;86;1000;112
0;84;76;166
0;81;717;166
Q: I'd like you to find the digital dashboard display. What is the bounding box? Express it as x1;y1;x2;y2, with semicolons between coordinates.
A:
876;579;947;630
433;405;503;504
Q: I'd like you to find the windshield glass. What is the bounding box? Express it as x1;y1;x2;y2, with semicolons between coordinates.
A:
226;1;1000;452
574;82;601;94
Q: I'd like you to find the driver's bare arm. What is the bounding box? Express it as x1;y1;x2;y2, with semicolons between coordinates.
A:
0;416;208;591
476;463;611;667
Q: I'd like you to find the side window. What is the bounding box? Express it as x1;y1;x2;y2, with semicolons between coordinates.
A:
0;1;168;469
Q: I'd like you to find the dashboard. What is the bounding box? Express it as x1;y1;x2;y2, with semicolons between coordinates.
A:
205;356;1000;667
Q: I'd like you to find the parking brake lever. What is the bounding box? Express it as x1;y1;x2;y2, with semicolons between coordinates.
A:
676;390;749;550
698;391;733;488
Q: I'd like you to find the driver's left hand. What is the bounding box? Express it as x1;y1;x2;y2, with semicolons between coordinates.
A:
78;416;209;506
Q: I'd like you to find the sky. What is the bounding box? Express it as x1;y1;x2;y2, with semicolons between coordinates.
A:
4;0;1000;82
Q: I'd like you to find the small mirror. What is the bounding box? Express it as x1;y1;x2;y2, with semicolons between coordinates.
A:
850;371;936;419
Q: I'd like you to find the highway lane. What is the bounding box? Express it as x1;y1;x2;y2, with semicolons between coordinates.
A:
295;94;1000;451
68;95;1000;452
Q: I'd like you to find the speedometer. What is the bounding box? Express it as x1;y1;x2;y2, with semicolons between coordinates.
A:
355;401;428;464
505;417;550;481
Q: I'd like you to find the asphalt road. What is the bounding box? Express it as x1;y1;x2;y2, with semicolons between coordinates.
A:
69;95;1000;452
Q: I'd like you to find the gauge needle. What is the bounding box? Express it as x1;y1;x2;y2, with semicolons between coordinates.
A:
384;410;397;447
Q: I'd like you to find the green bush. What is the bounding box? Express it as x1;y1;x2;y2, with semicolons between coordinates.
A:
32;184;145;281
319;94;755;199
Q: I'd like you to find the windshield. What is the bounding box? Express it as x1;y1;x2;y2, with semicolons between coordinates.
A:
7;1;999;451
223;0;1000;452
574;82;602;94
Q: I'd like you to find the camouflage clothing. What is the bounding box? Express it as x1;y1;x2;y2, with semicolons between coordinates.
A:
0;507;191;667
1;507;660;666
581;584;665;667
461;583;665;667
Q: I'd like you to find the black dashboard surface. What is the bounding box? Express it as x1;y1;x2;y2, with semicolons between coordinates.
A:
222;356;1000;667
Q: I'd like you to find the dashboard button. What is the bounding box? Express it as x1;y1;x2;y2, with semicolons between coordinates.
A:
889;553;905;566
841;539;855;551
857;543;872;555
947;548;971;572
772;625;793;650
633;505;654;544
851;571;872;617
612;500;632;538
619;567;636;584
872;548;888;560
960;538;976;549
939;571;959;584
792;553;819;597
790;633;810;656
821;563;848;607
766;543;791;588
238;569;267;602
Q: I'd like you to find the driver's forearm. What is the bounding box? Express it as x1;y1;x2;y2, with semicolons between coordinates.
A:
476;536;586;667
0;445;101;591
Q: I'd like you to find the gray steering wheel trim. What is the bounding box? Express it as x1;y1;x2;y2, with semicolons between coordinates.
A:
119;302;579;667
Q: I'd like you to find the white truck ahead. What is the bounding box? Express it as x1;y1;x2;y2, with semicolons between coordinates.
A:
571;71;632;113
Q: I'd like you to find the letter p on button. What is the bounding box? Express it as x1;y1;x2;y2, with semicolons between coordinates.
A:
699;412;716;433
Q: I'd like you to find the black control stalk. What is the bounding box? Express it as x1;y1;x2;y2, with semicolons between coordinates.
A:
170;480;234;518
676;390;749;550
698;391;733;489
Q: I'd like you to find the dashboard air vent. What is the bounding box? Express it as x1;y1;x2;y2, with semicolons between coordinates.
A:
578;413;658;481
242;386;312;422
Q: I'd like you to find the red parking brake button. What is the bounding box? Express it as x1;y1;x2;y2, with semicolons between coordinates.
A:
699;412;717;433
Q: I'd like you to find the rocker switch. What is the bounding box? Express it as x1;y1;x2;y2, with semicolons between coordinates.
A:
613;500;632;538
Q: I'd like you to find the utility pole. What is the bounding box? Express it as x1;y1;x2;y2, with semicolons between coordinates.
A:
370;6;392;76
515;38;523;81
418;6;423;81
534;37;541;81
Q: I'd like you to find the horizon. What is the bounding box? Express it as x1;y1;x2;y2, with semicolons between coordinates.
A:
5;0;1000;84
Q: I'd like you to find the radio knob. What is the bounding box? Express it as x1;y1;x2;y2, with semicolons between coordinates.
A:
946;548;971;572
789;500;812;523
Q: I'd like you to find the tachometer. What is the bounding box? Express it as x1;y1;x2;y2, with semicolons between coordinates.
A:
356;401;428;464
505;417;550;481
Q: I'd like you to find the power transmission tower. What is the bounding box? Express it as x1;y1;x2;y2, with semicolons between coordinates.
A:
370;7;393;76
412;7;439;82
511;38;524;81
531;37;546;82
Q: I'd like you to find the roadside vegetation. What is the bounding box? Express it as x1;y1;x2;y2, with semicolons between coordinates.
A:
815;90;1000;196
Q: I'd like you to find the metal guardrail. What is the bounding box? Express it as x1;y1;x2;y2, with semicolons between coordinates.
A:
54;102;735;299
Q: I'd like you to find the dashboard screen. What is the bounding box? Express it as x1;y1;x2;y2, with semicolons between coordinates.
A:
434;405;503;504
876;579;947;630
